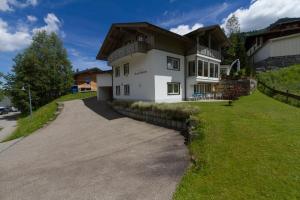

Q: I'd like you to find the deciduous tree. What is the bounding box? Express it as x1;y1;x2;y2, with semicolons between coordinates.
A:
5;31;73;113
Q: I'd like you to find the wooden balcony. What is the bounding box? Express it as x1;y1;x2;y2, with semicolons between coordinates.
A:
198;45;221;60
108;41;149;64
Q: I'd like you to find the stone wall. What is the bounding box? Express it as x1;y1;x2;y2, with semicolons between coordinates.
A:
254;55;300;70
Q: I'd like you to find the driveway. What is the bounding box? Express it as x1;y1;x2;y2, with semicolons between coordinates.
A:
0;112;20;141
0;98;189;200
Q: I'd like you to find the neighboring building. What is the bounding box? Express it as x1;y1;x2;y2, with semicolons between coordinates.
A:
96;22;229;102
246;18;300;70
73;68;103;92
96;70;113;101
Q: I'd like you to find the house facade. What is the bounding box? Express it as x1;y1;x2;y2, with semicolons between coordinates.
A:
96;22;229;102
73;68;103;92
246;18;300;70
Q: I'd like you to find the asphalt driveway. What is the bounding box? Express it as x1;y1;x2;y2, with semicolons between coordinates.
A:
0;98;189;200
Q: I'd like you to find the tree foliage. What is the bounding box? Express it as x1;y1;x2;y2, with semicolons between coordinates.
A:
223;15;251;76
5;31;73;113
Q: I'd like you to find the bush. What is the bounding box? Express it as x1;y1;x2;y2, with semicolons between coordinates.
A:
111;100;200;121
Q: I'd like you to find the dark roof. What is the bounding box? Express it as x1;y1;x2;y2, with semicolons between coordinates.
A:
184;24;230;46
73;67;103;76
245;17;300;38
270;17;300;29
97;22;229;60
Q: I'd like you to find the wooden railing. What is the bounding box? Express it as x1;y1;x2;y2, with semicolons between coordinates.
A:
198;45;221;60
258;80;300;107
108;41;149;64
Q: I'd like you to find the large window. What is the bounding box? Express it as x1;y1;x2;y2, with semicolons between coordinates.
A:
210;63;215;77
124;63;129;76
167;82;180;95
188;61;196;76
203;61;209;77
215;64;219;78
124;84;130;96
194;84;212;94
198;60;203;76
116;86;120;96
115;66;120;77
167;56;180;71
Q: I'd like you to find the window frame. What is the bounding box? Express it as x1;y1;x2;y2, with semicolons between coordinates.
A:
167;56;180;71
115;85;121;96
198;60;203;76
203;61;209;77
209;63;215;78
123;63;129;76
188;60;196;76
115;66;120;77
124;84;130;96
167;82;180;95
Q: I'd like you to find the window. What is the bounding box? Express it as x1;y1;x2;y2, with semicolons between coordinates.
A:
198;60;203;76
188;61;196;76
167;82;180;95
116;86;120;96
214;64;219;78
203;61;208;77
124;63;129;76
194;84;212;94
210;63;215;77
167;56;180;71
115;66;120;77
124;84;130;96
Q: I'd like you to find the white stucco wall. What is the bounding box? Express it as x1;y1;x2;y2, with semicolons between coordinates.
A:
112;53;155;101
111;49;185;102
151;50;185;102
97;74;112;87
253;33;300;63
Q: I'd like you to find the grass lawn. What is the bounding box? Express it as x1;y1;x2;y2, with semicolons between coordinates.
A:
174;91;300;200
2;92;96;142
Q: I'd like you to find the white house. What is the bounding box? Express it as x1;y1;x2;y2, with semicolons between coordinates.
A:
96;22;229;102
246;18;300;70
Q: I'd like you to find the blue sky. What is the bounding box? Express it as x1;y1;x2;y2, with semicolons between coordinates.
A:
1;0;299;74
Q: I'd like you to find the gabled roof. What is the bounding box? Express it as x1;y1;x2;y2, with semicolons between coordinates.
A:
96;22;229;60
96;22;191;60
184;24;230;46
73;67;103;76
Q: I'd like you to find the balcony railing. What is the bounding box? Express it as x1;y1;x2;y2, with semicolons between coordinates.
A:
108;41;149;64
198;45;221;60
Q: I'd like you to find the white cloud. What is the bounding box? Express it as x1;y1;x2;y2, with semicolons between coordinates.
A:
0;18;31;51
0;13;63;52
222;0;300;32
33;13;61;34
0;0;38;12
160;3;229;27
27;15;37;23
170;23;204;35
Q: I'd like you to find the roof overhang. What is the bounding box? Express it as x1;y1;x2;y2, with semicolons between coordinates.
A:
96;22;191;61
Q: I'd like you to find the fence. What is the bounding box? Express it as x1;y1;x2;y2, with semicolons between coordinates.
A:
257;80;300;107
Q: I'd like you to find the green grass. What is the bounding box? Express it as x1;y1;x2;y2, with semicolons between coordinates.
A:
258;65;300;95
174;91;300;200
2;92;96;142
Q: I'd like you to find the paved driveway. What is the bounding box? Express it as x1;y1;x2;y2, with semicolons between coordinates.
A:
0;112;20;142
0;98;189;200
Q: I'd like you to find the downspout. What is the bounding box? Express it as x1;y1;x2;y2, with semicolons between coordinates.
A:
184;56;187;101
111;66;114;101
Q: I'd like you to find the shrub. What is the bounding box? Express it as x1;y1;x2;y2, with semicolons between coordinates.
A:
111;100;200;121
